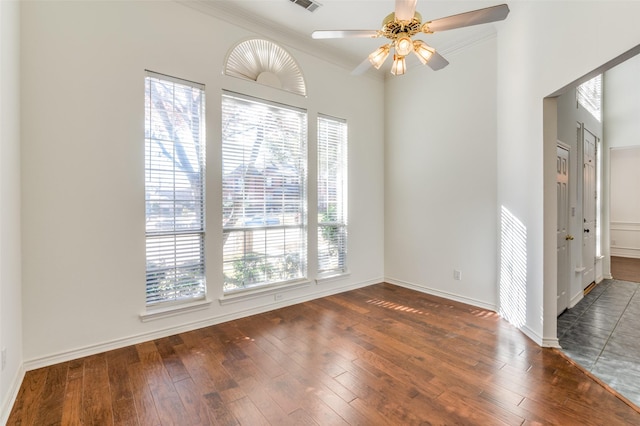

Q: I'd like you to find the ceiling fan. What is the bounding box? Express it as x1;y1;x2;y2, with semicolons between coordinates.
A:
311;0;509;75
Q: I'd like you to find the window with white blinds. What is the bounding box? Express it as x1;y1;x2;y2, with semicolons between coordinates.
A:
317;115;347;275
145;71;206;306
222;92;307;293
577;74;602;122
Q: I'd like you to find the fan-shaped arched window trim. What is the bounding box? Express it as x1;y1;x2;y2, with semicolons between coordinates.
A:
224;38;307;97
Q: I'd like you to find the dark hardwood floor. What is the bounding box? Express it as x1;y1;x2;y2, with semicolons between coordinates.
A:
8;283;640;425
611;256;640;283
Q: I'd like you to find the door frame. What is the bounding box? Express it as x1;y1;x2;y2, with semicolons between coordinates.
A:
580;123;599;289
557;141;571;315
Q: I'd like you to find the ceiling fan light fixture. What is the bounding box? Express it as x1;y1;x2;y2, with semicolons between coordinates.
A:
390;55;406;76
311;3;510;76
395;35;414;57
368;44;391;69
413;40;434;65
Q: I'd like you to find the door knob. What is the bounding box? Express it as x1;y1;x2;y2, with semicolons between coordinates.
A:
565;235;574;240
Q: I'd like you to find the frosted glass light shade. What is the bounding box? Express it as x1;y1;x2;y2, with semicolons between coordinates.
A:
390;55;406;75
368;44;391;69
413;40;434;65
395;35;414;57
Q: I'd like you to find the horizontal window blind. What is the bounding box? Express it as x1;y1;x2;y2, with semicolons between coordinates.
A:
145;71;206;305
317;114;347;274
222;92;307;293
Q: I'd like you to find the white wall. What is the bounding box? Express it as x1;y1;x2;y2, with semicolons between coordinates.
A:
610;147;640;258
605;53;640;150
384;36;498;310
605;53;640;259
0;0;23;422
497;1;640;345
20;1;384;366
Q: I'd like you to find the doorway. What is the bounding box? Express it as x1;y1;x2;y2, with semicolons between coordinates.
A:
552;80;603;322
609;146;640;283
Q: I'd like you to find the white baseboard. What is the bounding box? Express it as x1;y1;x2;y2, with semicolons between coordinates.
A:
569;291;584;309
384;277;497;312
1;362;25;425
610;247;640;259
541;336;561;348
519;324;543;346
23;278;381;371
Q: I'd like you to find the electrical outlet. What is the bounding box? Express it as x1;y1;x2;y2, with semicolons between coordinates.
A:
1;348;6;371
453;270;462;281
274;293;284;301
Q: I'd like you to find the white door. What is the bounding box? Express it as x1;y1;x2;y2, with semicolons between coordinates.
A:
557;145;571;315
582;127;598;289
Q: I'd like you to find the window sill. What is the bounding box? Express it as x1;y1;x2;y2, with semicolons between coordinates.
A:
140;298;212;322
219;279;311;305
316;270;350;284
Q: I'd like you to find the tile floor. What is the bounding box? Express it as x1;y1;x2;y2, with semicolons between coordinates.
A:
558;279;640;407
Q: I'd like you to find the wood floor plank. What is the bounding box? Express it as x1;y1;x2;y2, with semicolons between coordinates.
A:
7;283;640;425
82;354;115;425
438;388;524;425
61;376;84;426
6;368;48;425
226;395;270;426
136;342;189;425
154;336;191;383
235;376;292;425
127;361;161;426
108;351;138;426
203;391;239;425
174;377;212;425
33;362;68;425
172;339;221;395
611;256;640;283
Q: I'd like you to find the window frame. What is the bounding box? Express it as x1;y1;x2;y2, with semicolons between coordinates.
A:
317;113;348;277
221;91;308;295
144;70;207;308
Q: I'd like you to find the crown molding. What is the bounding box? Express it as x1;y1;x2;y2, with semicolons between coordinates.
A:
177;0;383;80
176;1;497;81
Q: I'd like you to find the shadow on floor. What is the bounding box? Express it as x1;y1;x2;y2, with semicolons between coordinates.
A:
558;279;640;407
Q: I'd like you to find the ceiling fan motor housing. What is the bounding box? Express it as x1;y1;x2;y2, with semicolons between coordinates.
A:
381;12;423;40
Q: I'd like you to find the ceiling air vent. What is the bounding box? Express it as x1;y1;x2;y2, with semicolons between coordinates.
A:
289;0;322;12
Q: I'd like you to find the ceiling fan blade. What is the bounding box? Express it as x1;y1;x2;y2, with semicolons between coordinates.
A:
311;30;379;39
423;4;510;33
395;0;417;21
426;51;449;71
351;58;372;76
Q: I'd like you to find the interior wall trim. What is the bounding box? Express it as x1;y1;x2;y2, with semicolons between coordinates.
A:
610;221;640;229
1;363;25;425
384;277;497;312
520;324;543;347
21;278;380;372
610;247;640;258
569;289;584;308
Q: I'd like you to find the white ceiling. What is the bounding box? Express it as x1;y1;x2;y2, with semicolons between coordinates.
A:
189;0;508;75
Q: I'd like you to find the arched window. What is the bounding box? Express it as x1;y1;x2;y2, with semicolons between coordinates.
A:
224;38;307;96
